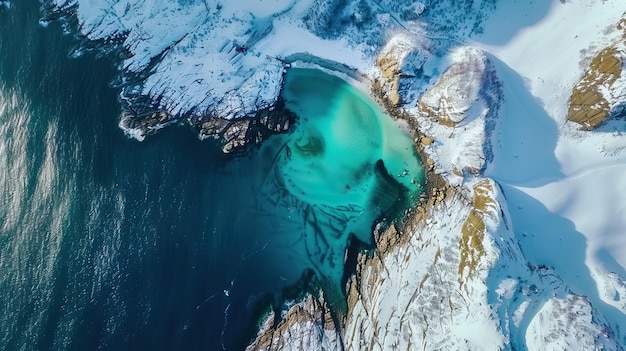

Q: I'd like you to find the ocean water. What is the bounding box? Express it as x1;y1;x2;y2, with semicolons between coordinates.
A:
0;2;423;350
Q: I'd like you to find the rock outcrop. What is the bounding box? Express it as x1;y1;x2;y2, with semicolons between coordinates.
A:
246;291;342;351
413;47;502;180
119;103;294;153
375;35;432;107
568;15;626;130
568;47;624;130
418;47;499;128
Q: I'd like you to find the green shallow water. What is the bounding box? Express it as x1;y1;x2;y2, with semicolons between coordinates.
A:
0;2;424;349
281;68;424;210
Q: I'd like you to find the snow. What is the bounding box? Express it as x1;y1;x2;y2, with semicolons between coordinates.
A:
258;18;373;72
526;295;617;351
482;55;563;186
412;46;501;185
344;182;506;351
472;0;624;124
496;278;519;300
504;166;626;317
470;0;626;343
51;0;377;120
418;47;489;124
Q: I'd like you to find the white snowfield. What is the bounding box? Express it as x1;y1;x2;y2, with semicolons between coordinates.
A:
472;0;626;333
50;0;626;349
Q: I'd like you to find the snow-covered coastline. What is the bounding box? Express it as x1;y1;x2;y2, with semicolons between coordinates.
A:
47;0;626;349
48;0;378;145
47;0;497;146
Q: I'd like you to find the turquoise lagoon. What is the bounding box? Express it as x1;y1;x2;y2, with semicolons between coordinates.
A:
274;67;424;285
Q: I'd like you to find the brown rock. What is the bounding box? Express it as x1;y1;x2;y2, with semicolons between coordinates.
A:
568;46;623;130
421;136;434;146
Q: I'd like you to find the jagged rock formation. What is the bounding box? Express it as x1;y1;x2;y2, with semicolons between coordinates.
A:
196;105;294;153
568;15;626;130
246;291;342;351
119;103;294;153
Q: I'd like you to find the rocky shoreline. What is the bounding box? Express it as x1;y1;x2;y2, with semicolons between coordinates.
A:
116;55;371;154
113;36;513;350
114;60;441;349
243;41;512;350
119;98;296;153
243;45;452;350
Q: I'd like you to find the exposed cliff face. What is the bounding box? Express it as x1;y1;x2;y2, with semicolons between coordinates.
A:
568;14;626;130
568;47;624;130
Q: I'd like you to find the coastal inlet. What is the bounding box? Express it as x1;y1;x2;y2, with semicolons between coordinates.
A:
0;2;424;350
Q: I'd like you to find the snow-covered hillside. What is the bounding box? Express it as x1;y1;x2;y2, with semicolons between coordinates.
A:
472;0;626;338
49;0;371;140
47;0;626;349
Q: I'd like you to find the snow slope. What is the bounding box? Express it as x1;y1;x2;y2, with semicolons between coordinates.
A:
471;0;626;336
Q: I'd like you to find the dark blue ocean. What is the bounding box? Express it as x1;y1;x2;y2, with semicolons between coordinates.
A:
0;2;423;350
